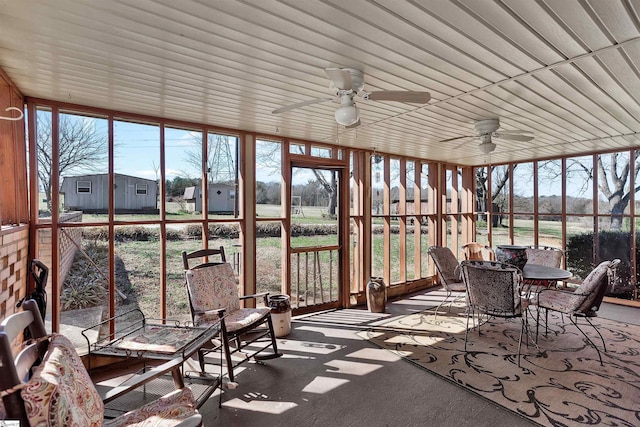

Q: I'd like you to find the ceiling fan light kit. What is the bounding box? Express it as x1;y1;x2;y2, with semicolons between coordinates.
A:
479;141;497;154
335;104;359;126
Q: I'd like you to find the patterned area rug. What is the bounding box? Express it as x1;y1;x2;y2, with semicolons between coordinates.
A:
360;305;640;426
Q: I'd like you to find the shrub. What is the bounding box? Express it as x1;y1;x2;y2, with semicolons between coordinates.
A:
61;282;106;311
566;230;635;299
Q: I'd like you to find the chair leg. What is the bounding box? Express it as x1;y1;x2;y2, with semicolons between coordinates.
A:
517;317;524;367
267;314;280;355
254;315;283;361
434;289;452;318
571;316;604;366
198;349;206;373
464;308;471;352
544;308;549;337
219;323;235;383
586;316;607;353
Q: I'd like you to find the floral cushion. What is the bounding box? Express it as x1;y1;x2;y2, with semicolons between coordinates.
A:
21;333;104;427
195;307;271;333
462;261;523;315
428;246;464;289
185;263;240;322
525;247;563;268
103;388;199;427
536;261;610;314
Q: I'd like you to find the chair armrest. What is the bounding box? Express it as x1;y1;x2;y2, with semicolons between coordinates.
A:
102;357;185;404
239;292;270;305
194;308;226;317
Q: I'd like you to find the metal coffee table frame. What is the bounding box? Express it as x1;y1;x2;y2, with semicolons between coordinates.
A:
82;308;223;409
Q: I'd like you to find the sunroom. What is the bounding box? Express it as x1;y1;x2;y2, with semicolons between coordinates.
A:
1;1;639;426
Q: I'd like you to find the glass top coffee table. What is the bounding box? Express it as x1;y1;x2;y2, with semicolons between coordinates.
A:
82;308;222;409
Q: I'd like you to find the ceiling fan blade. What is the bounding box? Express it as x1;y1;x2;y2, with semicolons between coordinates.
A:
325;68;353;91
366;91;431;103
440;135;473;143
493;133;534;142
271;97;333;114
345;118;361;129
454;137;476;149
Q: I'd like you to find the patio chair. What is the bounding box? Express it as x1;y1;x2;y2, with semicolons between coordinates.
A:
462;242;496;261
0;300;202;426
182;246;227;269
524;245;564;291
428;246;467;316
460;260;529;366
183;253;282;383
532;259;620;366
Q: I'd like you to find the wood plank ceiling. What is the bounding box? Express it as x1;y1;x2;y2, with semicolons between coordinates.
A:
1;0;640;166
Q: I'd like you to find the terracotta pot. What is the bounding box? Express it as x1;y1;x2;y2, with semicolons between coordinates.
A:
366;277;387;313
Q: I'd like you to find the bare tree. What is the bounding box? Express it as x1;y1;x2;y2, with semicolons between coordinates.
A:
539;155;635;229
37;113;107;211
475;165;513;225
256;142;339;216
597;153;636;229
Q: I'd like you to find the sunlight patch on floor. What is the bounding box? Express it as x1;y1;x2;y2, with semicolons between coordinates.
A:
346;348;402;362
222;397;297;414
302;376;350;394
324;359;382;375
276;339;345;355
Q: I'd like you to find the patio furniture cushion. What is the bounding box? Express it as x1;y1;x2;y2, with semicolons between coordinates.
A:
195;307;271;333
428;246;463;285
103;388;198;427
536;261;611;316
186;262;240;320
21;333;104;427
524;246;564;290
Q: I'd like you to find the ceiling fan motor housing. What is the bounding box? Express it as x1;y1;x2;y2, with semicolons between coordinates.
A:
329;68;365;94
474;118;500;135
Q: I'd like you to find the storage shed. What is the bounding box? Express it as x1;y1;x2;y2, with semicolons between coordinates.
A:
183;183;235;214
60;173;158;213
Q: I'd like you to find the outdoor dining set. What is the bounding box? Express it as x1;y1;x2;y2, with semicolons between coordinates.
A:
428;244;620;366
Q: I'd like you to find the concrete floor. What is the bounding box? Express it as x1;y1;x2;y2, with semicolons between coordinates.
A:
201;290;638;426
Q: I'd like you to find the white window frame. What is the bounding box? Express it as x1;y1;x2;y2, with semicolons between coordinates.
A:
136;183;148;195
76;181;92;194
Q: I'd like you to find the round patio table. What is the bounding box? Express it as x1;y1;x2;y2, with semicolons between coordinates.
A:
522;263;572;281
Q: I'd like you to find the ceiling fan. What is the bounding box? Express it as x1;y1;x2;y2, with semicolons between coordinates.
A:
271;68;431;128
440;118;534;154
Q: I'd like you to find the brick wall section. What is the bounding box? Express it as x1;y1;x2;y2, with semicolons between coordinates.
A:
37;212;83;289
0;227;28;320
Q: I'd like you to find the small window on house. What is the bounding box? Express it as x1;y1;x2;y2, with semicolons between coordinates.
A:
136;183;148;195
77;181;91;194
229;190;235;200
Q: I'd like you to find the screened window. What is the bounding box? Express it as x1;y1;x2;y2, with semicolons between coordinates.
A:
77;181;91;194
136;183;148;195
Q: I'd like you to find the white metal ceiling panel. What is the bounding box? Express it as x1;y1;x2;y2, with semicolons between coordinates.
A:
1;0;640;166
